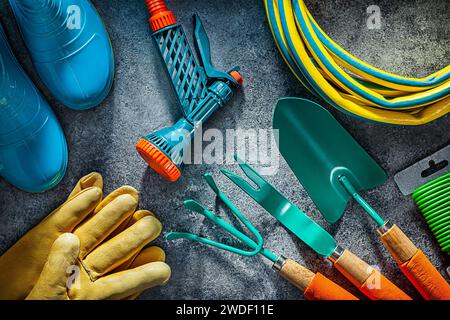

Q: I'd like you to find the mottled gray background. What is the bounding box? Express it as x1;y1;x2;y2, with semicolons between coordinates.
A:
0;0;449;300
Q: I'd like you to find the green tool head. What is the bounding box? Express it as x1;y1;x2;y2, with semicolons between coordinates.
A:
222;155;337;258
165;173;268;258
273;97;387;224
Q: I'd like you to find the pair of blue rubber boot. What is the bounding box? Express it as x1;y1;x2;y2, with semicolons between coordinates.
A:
0;0;114;192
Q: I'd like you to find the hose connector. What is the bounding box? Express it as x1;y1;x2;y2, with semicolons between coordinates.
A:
145;0;176;32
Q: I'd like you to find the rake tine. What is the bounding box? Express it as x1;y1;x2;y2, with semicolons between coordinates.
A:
203;173;264;253
165;231;195;241
204;173;221;195
165;231;260;257
183;199;210;216
204;172;247;207
182;198;263;256
205;173;240;206
234;154;268;190
183;199;230;226
221;169;259;199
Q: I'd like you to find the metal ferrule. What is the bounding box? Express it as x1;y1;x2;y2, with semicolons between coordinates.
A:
328;245;345;263
377;220;393;235
272;256;287;271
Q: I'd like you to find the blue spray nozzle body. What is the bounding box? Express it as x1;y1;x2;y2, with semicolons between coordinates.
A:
137;11;242;181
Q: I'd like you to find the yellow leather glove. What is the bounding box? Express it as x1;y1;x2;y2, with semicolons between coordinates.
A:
0;172;171;300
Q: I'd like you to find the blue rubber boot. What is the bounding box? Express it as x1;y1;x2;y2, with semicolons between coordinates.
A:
0;24;67;192
9;0;114;110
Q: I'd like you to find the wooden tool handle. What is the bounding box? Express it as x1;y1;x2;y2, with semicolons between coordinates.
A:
379;224;417;263
333;249;411;300
277;258;315;291
276;258;358;300
380;224;450;300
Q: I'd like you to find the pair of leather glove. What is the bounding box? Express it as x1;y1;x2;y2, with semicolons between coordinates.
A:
0;172;171;300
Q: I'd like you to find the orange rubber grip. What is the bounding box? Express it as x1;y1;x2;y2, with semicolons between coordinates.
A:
400;250;450;300
360;270;412;300
333;249;411;300
304;273;358;300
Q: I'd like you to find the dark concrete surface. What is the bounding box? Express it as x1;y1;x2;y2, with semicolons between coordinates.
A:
0;0;449;300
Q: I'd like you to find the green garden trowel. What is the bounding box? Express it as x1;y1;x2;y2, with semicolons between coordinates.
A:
272;97;450;300
273;97;387;225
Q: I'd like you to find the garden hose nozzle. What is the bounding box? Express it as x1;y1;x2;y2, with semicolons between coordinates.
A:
136;0;242;182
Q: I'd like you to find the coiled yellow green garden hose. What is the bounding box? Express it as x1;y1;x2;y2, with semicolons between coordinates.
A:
265;0;450;125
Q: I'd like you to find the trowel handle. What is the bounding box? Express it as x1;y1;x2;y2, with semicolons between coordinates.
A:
331;248;411;300
379;223;450;300
275;258;358;300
